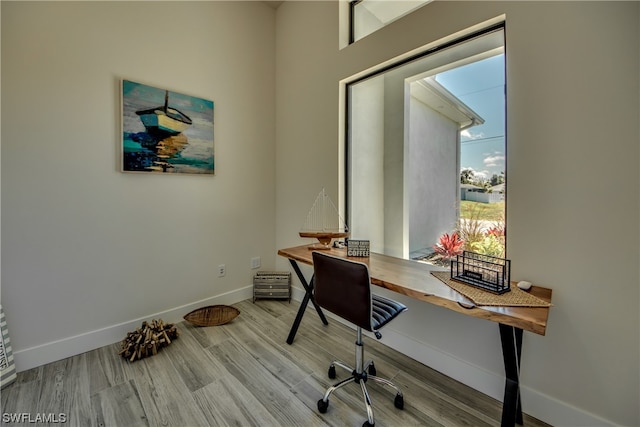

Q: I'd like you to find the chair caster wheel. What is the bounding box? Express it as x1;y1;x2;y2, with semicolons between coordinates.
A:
328;365;336;379
317;399;329;413
363;421;375;427
394;394;404;409
368;362;377;376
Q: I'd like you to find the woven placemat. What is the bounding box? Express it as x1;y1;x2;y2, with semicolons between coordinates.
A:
431;271;552;307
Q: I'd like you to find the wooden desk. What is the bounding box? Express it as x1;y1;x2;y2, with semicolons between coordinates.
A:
278;244;553;427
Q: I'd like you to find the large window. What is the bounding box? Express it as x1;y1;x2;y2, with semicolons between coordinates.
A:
350;0;432;43
346;25;506;264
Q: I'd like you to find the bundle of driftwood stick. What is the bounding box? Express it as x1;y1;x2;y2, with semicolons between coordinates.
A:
119;319;179;362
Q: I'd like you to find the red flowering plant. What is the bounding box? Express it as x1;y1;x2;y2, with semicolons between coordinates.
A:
432;232;465;266
486;226;504;237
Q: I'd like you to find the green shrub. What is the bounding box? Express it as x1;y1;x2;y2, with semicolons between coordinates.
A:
469;234;505;258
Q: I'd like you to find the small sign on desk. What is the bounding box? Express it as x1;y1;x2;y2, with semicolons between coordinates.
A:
347;240;370;257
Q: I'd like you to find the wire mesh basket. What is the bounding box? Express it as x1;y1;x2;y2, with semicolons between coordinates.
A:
450;251;511;294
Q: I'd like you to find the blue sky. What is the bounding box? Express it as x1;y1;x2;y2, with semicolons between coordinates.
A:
436;54;505;182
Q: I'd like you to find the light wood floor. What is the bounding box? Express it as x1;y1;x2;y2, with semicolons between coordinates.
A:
1;299;550;427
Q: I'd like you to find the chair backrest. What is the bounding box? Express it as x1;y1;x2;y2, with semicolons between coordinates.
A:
312;251;373;331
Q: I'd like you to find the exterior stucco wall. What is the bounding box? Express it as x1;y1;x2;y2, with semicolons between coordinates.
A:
408;97;459;256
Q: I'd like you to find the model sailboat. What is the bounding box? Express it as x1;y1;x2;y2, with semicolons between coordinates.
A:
299;188;349;249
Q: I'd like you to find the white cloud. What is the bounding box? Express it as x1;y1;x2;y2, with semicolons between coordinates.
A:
461;166;491;181
475;169;491;180
484;154;505;168
461;129;484;140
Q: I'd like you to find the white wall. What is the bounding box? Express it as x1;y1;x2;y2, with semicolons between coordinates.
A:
2;1;638;426
1;1;276;369
350;77;386;250
408;96;458;255
275;2;639;426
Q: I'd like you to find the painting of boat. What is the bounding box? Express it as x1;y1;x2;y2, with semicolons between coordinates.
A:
183;305;240;327
122;79;215;175
136;90;193;139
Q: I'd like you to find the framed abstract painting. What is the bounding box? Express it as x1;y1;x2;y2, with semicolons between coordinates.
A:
121;79;215;174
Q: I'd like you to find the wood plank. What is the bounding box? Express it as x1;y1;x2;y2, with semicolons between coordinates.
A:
180;315;233;349
163;323;228;392
234;300;342;379
278;245;553;335
91;380;148;427
36;353;93;426
88;343;128;396
391;370;497;426
131;351;210;426
1;378;43;420
290;375;367;427
215;315;312;389
192;377;284;426
0;298;551;427
208;338;327;426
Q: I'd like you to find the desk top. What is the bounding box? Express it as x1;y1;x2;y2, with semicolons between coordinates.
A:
278;245;552;336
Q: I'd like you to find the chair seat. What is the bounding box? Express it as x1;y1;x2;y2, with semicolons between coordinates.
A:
372;294;407;332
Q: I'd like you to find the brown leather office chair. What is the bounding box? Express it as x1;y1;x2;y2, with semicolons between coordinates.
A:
312;251;408;427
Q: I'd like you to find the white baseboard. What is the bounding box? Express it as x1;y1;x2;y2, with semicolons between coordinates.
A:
13;286;254;373
15;284;612;426
380;327;614;426
291;285;614;427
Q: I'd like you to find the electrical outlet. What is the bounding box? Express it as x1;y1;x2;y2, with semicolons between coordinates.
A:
218;264;226;277
251;257;261;269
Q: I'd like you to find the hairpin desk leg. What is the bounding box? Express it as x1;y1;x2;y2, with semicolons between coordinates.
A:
499;323;524;426
286;259;328;344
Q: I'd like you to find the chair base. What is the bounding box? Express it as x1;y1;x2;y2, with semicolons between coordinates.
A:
317;329;404;426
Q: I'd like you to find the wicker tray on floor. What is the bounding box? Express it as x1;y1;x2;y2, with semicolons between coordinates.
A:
183;305;240;327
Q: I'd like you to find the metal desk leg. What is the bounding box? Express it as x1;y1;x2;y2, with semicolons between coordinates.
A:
499;323;524;426
286;259;328;344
